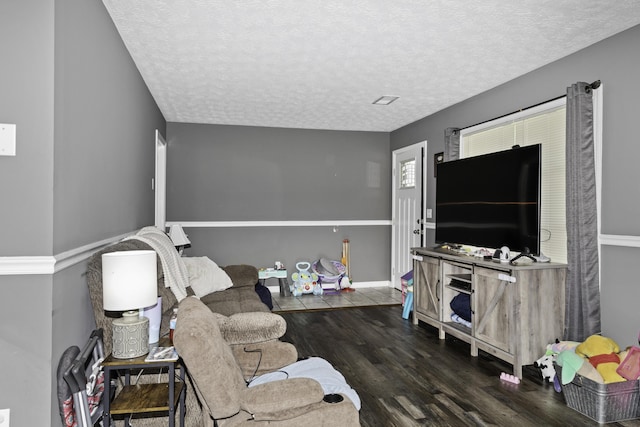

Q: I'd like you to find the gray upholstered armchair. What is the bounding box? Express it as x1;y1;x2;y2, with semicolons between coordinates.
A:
174;297;361;427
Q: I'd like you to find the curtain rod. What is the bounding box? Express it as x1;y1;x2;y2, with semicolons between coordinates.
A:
458;80;600;133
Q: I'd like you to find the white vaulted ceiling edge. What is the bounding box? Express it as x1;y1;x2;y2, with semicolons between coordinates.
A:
102;0;640;132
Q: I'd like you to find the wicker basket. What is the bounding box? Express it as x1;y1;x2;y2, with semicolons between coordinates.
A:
555;364;640;423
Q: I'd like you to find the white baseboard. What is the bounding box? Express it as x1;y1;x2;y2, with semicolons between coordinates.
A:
350;280;392;288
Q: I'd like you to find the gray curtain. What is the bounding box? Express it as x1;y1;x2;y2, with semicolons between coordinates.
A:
564;81;601;341
444;127;460;161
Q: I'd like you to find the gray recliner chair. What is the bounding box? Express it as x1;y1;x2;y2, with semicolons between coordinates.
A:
174;297;361;427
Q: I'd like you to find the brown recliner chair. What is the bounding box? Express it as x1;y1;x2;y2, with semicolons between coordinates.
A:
174;297;361;427
86;236;289;426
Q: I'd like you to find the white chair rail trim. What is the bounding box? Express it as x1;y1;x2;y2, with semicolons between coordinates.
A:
600;234;640;248
166;220;392;228
2;231;637;276
0;231;134;276
0;256;56;275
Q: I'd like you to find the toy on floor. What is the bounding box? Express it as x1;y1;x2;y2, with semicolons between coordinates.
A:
534;339;581;383
291;262;322;296
339;276;354;292
534;354;556;383
499;372;520;384
402;286;413;320
312;258;346;291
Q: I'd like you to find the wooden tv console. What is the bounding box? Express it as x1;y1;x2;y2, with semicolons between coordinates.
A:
411;247;566;378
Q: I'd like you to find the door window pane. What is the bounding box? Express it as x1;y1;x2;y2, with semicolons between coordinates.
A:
400;159;416;189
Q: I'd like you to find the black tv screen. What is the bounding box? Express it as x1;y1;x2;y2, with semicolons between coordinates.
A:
435;144;541;255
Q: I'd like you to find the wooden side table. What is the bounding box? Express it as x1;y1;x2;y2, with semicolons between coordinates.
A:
102;339;185;427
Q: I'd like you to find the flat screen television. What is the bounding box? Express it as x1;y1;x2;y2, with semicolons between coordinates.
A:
435;144;541;255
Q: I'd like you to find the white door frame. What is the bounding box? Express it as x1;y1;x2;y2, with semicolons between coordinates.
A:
391;140;427;289
154;129;167;230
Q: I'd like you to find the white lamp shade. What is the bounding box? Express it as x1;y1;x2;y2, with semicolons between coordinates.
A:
169;224;191;247
102;250;158;311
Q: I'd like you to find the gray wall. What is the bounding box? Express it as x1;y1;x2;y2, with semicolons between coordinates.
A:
0;0;54;256
50;0;165;424
0;0;165;425
166;123;390;280
2;2;638;423
0;1;55;426
54;0;164;252
391;24;640;346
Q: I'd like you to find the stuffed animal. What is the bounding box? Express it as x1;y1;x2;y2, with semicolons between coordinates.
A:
534;354;557;383
291;262;322;297
548;339;580;355
556;350;604;384
534;339;581;383
575;335;626;383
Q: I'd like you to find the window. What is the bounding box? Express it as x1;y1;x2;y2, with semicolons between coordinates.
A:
460;98;567;263
400;159;416;188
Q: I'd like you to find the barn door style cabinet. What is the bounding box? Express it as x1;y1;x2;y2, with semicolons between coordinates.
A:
411;248;566;378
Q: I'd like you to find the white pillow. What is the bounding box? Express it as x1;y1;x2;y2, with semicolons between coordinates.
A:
182;257;233;297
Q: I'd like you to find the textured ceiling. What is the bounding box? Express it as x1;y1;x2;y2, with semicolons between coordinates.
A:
102;0;640;132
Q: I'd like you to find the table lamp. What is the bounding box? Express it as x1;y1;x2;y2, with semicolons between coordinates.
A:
102;250;158;359
169;224;191;255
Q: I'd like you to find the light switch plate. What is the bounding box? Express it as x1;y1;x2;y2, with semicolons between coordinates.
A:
0;124;16;156
0;408;10;427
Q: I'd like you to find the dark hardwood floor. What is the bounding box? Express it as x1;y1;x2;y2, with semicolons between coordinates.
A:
280;306;640;427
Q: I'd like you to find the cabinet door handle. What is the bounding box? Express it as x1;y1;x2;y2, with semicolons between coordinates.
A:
498;273;516;283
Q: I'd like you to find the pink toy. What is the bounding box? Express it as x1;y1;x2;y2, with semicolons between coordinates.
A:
617;346;640;380
500;372;521;384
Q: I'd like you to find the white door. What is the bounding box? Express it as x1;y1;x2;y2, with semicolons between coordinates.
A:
154;129;167;229
391;141;426;290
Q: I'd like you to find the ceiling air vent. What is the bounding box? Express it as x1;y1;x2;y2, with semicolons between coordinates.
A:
372;96;399;105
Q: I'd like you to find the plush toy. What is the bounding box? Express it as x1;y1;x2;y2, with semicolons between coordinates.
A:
534;339;581;383
575;335;626;383
534;354;557;383
291;262;322;297
547;339;580;355
556;349;604;384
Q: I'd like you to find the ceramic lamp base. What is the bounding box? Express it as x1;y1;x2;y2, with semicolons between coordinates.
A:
112;311;149;359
